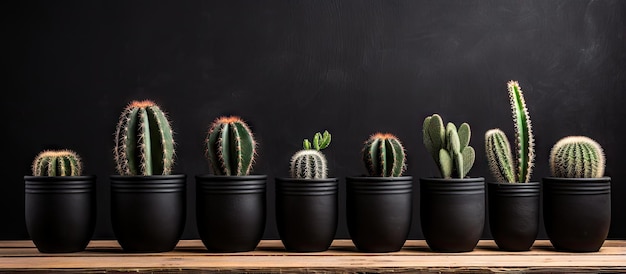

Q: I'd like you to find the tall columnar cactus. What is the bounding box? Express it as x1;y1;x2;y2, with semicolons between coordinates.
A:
114;100;175;176
549;136;605;178
290;130;331;179
32;149;83;176
423;114;475;179
206;116;256;176
485;80;535;183
362;133;406;177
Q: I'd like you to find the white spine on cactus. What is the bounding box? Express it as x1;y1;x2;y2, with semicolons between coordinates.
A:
549;136;605;178
290;149;328;179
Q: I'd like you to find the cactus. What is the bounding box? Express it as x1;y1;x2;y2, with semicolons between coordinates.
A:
113;100;175;176
423;114;475;179
206;116;256;176
362;133;406;177
32;149;83;176
549;136;605;178
484;80;535;183
290;130;331;179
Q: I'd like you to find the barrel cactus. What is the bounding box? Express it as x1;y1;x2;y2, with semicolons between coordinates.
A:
290;130;331;179
32;149;83;176
423;114;475;179
362;133;406;177
484;80;535;183
549;136;605;178
206;116;257;176
113;100;175;176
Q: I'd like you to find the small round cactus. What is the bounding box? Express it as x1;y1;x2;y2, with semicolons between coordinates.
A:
290;130;331;179
205;116;257;176
32;149;83;176
549;136;605;178
362;133;406;177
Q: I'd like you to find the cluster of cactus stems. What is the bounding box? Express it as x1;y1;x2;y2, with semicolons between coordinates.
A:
206;116;257;176
289;130;331;179
113;100;175;176
549;136;605;178
362;133;406;177
32;149;83;176
485;81;535;183
423;114;475;179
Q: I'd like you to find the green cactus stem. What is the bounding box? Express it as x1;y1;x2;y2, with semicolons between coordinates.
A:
362;133;406;177
206;116;257;176
485;129;516;183
32;149;83;176
549;136;605;178
423;114;475;179
113;100;175;176
290;130;331;179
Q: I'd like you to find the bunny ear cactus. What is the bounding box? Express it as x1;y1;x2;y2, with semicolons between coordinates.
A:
206;116;257;176
549;136;605;178
423;114;475;179
290;130;331;179
362;133;406;177
32;149;83;176
114;100;175;176
485;80;535;183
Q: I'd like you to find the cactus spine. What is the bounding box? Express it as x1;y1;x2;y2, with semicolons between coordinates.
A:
423;114;475;179
113;100;175;176
549;136;605;178
362;133;406;177
290;130;331;179
485;80;535;183
206;116;256;176
32;149;83;176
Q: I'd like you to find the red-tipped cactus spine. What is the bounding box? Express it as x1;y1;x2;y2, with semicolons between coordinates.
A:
362;133;407;177
205;116;257;176
32;149;83;176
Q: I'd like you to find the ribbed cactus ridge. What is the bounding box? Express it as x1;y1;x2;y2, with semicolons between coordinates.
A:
423;114;475;179
206;116;256;176
114;100;175;176
362;133;406;177
549;136;605;178
32;149;83;176
485;129;516;183
290;130;331;179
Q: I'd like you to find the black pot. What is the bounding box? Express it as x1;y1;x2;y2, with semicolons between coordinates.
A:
420;177;485;253
487;182;540;251
24;176;96;253
346;176;413;253
275;177;338;252
542;177;611;252
110;174;186;253
195;175;267;252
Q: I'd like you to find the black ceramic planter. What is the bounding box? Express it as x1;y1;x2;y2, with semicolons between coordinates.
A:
24;176;96;253
420;177;485;253
487;182;540;251
110;174;186;253
275;177;338;252
196;175;267;252
346;176;413;253
542;177;611;252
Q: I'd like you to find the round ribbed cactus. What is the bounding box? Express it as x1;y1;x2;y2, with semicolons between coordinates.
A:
32;149;83;176
290;130;331;179
113;100;175;176
362;133;406;177
423;114;475;179
549;136;605;178
206;116;257;176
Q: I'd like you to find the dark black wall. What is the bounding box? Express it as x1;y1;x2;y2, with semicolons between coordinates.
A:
3;0;625;240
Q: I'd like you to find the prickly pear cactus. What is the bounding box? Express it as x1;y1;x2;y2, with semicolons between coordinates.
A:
362;133;406;177
32;149;83;176
549;136;605;178
423;114;475;179
290;130;331;179
206;116;256;176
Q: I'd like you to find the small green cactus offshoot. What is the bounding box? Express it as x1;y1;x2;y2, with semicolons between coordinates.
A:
290;130;331;179
362;133;406;177
206;116;257;176
549;136;605;178
32;149;83;176
114;100;175;176
423;114;475;179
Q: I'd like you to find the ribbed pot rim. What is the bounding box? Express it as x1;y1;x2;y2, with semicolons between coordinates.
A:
25;176;96;193
276;177;338;183
487;181;540;196
24;175;96;182
196;174;266;194
111;174;186;192
346;176;412;194
542;177;610;194
110;174;186;180
276;177;338;195
419;177;484;194
195;174;267;181
542;177;611;183
346;176;413;182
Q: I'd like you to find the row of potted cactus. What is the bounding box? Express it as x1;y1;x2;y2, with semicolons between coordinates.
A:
23;80;611;254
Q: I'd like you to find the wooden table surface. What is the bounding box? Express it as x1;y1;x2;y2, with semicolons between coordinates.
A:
0;239;624;273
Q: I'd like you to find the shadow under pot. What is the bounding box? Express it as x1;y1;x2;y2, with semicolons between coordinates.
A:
346;176;413;253
420;177;485;253
195;175;267;253
542;177;611;252
487;182;540;251
24;175;97;253
110;174;186;253
275;177;338;252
